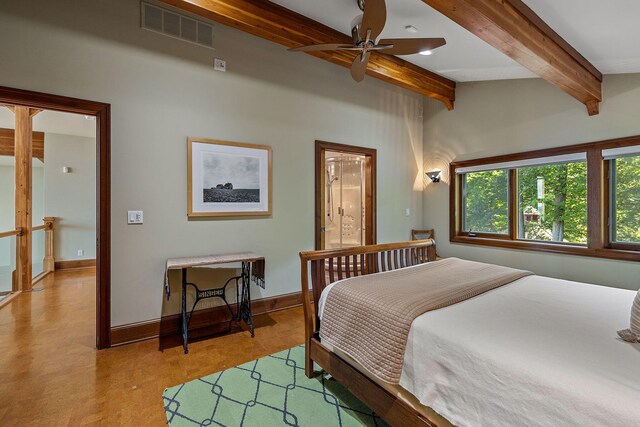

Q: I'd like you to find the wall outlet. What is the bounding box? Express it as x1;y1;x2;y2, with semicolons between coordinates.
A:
405;208;411;217
213;58;226;72
127;210;144;224
77;249;84;257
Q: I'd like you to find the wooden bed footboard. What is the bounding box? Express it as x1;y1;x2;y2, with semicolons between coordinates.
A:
299;239;437;377
298;240;439;426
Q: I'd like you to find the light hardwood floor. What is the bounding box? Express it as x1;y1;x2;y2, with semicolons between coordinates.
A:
0;268;305;426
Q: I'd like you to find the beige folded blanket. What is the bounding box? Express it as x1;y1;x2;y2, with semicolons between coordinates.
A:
320;257;532;384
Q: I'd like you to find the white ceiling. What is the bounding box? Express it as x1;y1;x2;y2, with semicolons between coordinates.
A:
0;108;96;138
271;0;640;82
524;0;640;76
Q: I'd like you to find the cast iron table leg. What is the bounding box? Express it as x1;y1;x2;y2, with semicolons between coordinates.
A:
182;268;188;354
242;262;255;337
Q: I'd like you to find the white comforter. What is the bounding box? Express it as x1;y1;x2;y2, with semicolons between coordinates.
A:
319;273;640;427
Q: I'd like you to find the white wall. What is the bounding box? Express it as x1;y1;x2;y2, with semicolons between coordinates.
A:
0;0;425;325
32;164;44;225
423;74;640;291
31;165;45;275
0;165;44;250
44;133;96;261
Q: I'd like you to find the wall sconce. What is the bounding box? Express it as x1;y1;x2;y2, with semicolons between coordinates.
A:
426;170;441;183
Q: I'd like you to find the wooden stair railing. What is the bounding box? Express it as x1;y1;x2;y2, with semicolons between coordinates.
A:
31;217;56;285
0;227;22;294
32;217;55;275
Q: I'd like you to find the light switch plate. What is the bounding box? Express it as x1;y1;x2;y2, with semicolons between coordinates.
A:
127;210;144;224
405;208;411;217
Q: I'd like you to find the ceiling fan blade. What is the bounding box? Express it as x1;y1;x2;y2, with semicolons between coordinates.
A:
377;38;446;56
359;0;386;41
350;52;371;82
289;44;359;52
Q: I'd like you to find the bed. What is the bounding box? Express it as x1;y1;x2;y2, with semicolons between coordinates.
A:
299;240;640;427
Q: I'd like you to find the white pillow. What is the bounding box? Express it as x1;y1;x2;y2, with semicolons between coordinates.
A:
618;288;640;343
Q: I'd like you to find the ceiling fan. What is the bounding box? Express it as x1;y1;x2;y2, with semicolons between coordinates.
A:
289;0;446;82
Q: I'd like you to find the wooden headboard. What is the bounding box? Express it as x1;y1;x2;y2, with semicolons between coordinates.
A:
299;239;437;346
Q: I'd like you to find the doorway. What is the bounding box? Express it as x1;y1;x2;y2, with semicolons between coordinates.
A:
315;141;376;250
0;86;111;349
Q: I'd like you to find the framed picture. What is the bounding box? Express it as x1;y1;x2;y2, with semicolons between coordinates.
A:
188;138;272;217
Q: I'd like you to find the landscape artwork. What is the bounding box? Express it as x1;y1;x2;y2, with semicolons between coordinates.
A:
188;138;272;217
202;152;261;203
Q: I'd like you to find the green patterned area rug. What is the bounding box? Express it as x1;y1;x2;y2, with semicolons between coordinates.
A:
163;345;389;427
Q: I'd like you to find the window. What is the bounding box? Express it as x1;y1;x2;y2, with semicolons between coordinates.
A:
463;170;509;235
450;136;640;262
517;161;587;244
610;154;640;245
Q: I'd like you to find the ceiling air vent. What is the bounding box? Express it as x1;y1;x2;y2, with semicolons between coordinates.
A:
141;1;215;49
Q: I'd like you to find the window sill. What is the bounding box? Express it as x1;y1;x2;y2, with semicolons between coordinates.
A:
451;236;640;262
610;242;640;251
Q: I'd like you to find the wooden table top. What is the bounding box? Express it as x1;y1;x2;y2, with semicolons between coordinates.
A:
166;252;264;270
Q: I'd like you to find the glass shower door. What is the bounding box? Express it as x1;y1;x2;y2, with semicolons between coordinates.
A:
323;155;365;250
340;158;363;248
324;158;342;249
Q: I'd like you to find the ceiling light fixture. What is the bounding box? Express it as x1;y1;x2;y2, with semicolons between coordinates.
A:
419;50;433;56
404;25;418;33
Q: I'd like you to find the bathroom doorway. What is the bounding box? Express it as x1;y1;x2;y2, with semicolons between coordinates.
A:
315;141;376;250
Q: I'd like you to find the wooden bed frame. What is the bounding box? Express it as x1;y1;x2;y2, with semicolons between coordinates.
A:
299;239;441;427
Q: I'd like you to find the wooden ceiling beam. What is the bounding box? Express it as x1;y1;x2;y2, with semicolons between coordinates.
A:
421;0;602;115
0;128;45;162
159;0;456;109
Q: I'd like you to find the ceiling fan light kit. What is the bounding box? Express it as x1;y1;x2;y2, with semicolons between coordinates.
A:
289;0;446;83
